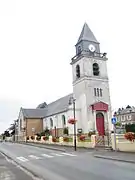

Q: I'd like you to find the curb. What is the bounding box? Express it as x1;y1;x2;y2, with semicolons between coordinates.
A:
12;141;95;152
0;150;44;180
94;155;135;164
16;142;66;152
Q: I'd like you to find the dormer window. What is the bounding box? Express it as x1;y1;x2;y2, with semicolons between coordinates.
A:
76;64;80;78
78;46;81;54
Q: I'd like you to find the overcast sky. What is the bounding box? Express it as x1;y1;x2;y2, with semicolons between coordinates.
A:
0;0;134;133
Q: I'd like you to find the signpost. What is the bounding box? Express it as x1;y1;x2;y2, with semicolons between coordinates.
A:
111;117;117;125
111;117;117;151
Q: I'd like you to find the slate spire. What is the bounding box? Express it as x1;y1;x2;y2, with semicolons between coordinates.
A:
77;23;99;44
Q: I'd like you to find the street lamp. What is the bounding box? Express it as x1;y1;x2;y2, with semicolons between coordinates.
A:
70;97;77;151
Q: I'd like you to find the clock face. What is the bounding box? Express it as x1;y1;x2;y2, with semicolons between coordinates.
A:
89;44;96;52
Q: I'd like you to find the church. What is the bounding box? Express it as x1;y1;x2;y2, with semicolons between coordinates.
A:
18;23;112;138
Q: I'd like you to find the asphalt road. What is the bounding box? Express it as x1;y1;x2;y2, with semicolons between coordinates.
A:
0;149;35;180
0;142;135;180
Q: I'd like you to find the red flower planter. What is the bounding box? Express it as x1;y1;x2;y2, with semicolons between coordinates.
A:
43;136;48;141
68;118;77;125
63;137;69;142
79;135;85;141
52;137;57;142
124;132;135;142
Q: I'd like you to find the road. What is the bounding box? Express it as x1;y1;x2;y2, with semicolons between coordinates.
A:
0;149;34;180
0;142;135;180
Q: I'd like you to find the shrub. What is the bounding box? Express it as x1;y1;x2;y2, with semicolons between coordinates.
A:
79;135;85;141
63;137;69;142
124;132;135;142
36;136;41;141
88;131;95;137
52;137;57;142
125;124;135;133
31;136;34;140
40;128;51;136
63;127;69;135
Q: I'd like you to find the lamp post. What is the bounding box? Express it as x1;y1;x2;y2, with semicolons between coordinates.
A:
70;97;77;151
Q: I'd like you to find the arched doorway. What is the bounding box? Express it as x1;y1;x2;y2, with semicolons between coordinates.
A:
96;112;105;135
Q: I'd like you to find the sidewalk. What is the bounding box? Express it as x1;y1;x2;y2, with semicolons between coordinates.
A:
0;152;34;180
94;151;135;163
16;141;94;152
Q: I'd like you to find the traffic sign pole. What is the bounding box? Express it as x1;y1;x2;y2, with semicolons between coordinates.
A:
113;124;117;151
111;117;117;151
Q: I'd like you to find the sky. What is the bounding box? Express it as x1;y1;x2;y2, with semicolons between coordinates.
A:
0;0;135;133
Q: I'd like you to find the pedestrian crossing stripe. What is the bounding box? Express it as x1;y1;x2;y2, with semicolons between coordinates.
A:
51;153;64;156
61;152;77;157
41;154;53;158
16;157;29;162
16;152;77;162
28;155;41;159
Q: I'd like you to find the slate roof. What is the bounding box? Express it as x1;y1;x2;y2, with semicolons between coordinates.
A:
21;93;73;118
44;93;73;117
115;106;135;115
21;108;47;118
77;23;99;44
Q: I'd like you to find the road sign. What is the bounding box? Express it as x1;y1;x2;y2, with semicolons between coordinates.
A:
111;117;117;124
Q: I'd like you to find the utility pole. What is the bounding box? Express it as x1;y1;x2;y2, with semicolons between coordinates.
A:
73;98;77;151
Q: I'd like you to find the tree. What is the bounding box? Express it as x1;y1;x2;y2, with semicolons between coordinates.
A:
63;127;69;135
125;124;135;133
116;121;121;127
3;131;10;137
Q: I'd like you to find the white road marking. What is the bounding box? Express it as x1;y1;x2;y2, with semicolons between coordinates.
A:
41;154;54;158
61;152;77;157
16;156;29;162
50;153;64;157
28;155;40;159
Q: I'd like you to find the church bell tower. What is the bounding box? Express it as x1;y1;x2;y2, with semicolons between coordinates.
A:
71;23;112;134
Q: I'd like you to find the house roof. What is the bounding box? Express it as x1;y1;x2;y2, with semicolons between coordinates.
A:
77;23;99;44
21;93;73;118
21;108;47;118
115;106;135;115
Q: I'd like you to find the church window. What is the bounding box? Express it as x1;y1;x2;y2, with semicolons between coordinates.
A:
97;88;99;96
62;115;66;127
76;64;80;78
78;46;81;54
94;88;103;97
93;63;100;76
50;118;53;128
100;88;102;97
94;88;96;96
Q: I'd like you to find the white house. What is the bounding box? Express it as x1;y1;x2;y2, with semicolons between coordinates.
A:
18;22;112;137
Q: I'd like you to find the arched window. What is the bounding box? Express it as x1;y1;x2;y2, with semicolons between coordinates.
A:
50;118;53;128
100;88;102;97
93;63;99;76
96;112;104;118
78;46;81;54
62;115;66;127
97;88;99;97
76;64;80;78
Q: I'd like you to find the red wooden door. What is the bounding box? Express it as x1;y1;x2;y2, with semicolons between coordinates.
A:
96;113;105;135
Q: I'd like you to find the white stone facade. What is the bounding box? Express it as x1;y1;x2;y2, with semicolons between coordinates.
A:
72;56;112;133
43;105;81;135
